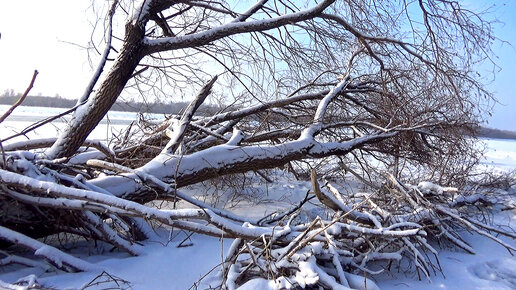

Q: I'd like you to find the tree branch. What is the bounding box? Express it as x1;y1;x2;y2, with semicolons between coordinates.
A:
0;70;38;124
144;0;335;53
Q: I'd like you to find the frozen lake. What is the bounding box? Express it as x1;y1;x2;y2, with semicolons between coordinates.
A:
479;138;516;170
0;104;166;145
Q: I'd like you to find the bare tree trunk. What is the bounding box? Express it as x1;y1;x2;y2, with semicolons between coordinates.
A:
46;23;146;159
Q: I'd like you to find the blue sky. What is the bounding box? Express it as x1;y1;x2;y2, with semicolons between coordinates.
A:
479;1;516;130
0;1;515;129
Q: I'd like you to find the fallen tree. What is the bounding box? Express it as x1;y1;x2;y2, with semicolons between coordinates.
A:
0;0;512;288
1;166;514;288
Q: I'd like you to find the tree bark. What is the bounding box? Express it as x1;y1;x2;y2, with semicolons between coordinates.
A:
46;23;146;158
91;132;397;203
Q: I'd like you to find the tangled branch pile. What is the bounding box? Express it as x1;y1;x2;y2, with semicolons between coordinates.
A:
215;173;516;289
1;151;515;289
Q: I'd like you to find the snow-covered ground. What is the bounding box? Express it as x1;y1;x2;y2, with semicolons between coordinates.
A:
3;174;514;290
481;138;516;170
0;107;515;289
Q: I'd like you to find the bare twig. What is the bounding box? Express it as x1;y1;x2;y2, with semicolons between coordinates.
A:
0;70;38;124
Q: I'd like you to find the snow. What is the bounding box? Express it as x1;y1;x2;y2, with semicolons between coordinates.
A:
0;104;164;146
29;234;230;290
469;257;516;289
238;278;278;289
143;0;334;51
378;231;516;289
2;177;513;290
130;0;152;25
417;181;457;196
0;226;97;272
0;107;515;289
226;128;244;146
479;138;516;172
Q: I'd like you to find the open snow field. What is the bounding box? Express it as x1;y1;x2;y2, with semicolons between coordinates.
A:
0;106;515;289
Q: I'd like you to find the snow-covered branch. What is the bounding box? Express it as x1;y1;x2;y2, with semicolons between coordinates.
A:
0;226;97;272
143;0;335;53
92;130;397;200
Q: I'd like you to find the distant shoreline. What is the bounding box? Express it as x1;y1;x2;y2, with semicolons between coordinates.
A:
2;95;516;141
0;114;134;126
0;95;217;115
475;127;516;141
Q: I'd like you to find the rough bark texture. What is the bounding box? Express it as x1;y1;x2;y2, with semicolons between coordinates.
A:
48;23;146;158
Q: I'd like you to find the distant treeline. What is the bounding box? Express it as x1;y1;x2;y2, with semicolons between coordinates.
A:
474;126;516;140
2;94;516;140
0;94;217;115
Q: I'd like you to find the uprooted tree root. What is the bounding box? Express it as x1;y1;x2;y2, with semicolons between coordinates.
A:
0;159;515;288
